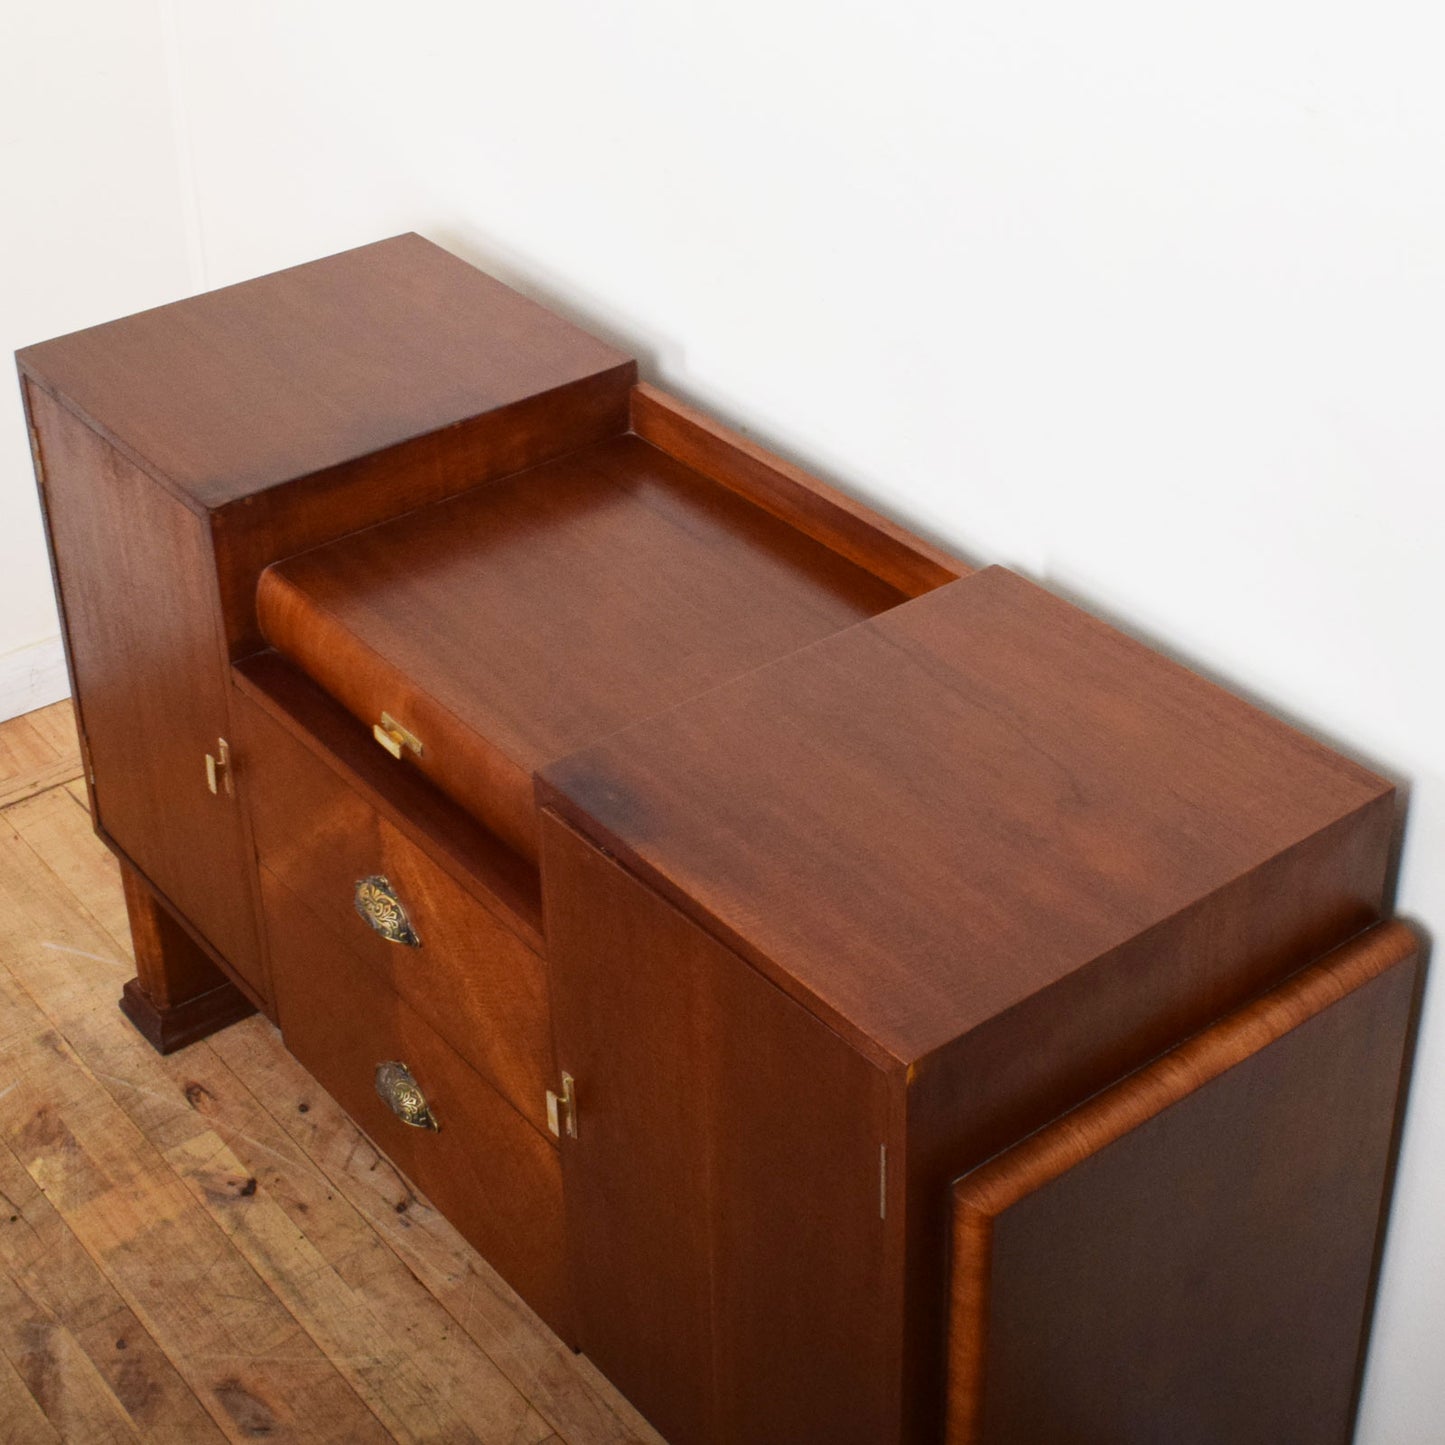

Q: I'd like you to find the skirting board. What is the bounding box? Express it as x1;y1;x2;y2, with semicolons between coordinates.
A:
0;636;70;722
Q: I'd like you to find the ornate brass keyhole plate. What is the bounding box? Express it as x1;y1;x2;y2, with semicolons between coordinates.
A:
374;1061;439;1131
354;875;420;947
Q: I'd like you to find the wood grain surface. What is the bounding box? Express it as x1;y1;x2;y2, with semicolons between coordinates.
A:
540;565;1394;1067
539;563;1399;1442
947;920;1420;1445
259;431;905;863
0;701;82;809
232;651;544;949
235;686;554;1131
542;809;898;1445
260;868;574;1344
17;229;1412;1445
117;862;256;1055
17;233;633;513
24;386;266;1000
629;384;965;597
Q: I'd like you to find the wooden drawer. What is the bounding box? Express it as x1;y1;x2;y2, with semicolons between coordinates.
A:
260;866;572;1341
255;428;922;865
234;684;553;1133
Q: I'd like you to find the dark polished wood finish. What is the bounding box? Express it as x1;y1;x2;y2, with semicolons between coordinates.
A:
118;862;257;1053
260;867;572;1343
232;650;544;948
543;811;897;1445
257;431;908;862
20;233;628;1036
23;384;268;1000
19;233;637;663
21;236;1415;1445
948;920;1420;1445
539;565;1396;1443
630;382;963;597
18;233;632;513
210;363;635;661
233;683;553;1131
542;566;1393;1068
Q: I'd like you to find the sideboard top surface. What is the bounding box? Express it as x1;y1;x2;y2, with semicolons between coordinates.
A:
539;566;1394;1066
16;233;633;511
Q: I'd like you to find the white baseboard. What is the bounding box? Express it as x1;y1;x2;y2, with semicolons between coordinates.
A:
0;637;71;723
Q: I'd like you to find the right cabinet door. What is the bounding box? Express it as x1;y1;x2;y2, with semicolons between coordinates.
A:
541;811;900;1445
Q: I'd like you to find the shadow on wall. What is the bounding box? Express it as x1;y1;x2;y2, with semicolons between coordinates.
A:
431;217;975;577
1041;568;1418;914
1036;563;1432;1445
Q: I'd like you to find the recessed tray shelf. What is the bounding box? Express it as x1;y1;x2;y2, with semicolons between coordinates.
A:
254;386;965;864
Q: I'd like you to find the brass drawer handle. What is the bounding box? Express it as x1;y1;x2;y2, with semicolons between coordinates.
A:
205;737;233;796
375;1061;439;1131
354;876;420;947
373;711;423;760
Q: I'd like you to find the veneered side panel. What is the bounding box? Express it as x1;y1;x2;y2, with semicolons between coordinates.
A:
947;922;1419;1445
27;384;265;997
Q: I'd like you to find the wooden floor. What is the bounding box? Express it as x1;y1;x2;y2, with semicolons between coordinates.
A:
0;701;665;1444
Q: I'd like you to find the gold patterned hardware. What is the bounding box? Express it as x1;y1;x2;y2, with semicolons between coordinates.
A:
353;875;421;947
373;711;423;760
374;1061;439;1131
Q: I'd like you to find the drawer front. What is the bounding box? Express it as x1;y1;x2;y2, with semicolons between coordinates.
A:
261;867;572;1341
236;691;552;1132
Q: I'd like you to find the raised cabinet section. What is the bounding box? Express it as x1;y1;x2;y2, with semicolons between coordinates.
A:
16;234;636;1032
541;810;901;1445
24;384;266;999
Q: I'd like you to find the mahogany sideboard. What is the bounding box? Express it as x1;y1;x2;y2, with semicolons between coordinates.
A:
17;235;1419;1445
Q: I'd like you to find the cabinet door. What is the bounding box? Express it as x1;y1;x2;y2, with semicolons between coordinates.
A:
542;811;899;1445
28;386;264;996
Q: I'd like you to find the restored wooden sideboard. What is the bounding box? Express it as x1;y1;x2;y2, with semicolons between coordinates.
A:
17;235;1419;1444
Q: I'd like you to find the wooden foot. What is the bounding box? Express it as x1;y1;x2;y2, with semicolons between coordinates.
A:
119;976;255;1054
119;861;256;1053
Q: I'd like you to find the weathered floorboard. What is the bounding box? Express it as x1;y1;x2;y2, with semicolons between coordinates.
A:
0;701;83;810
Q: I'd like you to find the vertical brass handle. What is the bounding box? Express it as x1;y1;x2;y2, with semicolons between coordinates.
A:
373;711;423;760
546;1072;579;1139
354;876;421;947
205;738;232;796
375;1061;439;1131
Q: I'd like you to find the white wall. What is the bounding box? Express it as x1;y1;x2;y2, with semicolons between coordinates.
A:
0;0;196;716
7;2;1444;1435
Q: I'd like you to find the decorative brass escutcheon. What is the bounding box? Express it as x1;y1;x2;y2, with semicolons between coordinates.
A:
354;875;420;947
374;1061;439;1131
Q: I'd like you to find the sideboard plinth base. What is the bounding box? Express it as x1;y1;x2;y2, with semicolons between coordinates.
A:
119;976;256;1055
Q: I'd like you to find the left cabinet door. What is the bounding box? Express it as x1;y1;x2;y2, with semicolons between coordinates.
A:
27;385;265;997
